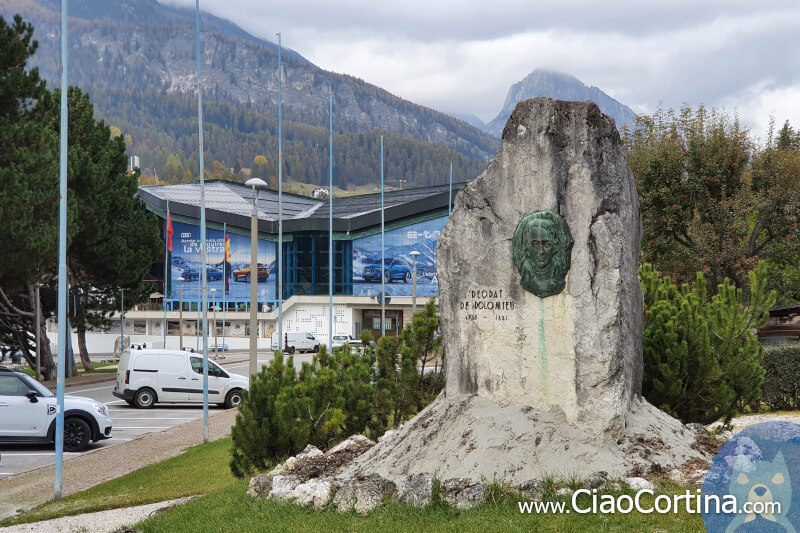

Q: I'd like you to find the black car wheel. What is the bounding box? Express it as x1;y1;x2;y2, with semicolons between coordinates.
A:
63;417;91;452
225;389;243;409
246;272;251;283
384;270;391;283
133;388;156;409
404;272;411;283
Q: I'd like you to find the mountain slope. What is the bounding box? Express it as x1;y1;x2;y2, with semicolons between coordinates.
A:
486;69;637;137
0;0;499;182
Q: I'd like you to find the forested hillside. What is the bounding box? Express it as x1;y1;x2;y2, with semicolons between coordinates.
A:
1;0;498;189
93;89;485;187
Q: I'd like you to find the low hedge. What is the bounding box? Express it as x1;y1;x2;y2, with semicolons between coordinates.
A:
762;344;800;410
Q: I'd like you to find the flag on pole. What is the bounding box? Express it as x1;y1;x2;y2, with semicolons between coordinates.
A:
167;209;174;252
224;233;231;293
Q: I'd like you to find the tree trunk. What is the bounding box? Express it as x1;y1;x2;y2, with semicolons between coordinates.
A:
77;326;94;371
38;325;57;380
67;334;79;376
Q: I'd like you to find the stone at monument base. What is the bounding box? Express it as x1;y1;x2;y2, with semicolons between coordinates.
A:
338;394;709;484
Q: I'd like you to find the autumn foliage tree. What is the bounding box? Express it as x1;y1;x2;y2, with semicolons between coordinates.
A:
625;106;800;291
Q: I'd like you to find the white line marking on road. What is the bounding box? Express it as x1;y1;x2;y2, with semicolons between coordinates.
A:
0;472;14;475
112;417;198;420
107;400;126;404
1;453;79;456
113;426;171;430
65;384;116;394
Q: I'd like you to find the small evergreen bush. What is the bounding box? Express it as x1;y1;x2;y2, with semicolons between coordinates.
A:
230;300;446;477
640;262;775;424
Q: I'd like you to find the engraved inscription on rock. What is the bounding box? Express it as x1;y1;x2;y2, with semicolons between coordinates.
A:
460;289;516;321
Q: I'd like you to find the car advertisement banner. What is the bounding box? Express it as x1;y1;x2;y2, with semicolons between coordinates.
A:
352;215;447;298
169;221;276;303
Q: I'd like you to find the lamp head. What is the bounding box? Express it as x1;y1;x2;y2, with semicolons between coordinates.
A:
245;177;267;190
409;250;420;259
177;277;185;282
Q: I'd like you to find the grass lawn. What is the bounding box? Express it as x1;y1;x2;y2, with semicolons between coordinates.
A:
0;438;238;527
15;361;118;378
139;481;707;533
2;436;708;532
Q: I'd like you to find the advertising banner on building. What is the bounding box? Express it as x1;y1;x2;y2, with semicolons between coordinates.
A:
351;215;447;298
169;221;276;303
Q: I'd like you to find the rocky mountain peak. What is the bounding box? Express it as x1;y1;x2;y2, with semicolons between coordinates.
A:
485;69;637;137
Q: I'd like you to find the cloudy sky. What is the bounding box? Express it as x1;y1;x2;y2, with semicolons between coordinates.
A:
163;0;800;139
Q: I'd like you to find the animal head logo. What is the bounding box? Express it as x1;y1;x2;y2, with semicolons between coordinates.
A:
512;211;573;298
725;452;796;533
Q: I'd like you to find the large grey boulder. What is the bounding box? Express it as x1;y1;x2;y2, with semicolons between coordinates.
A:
440;478;488;510
438;97;642;439
333;474;397;514
396;473;435;507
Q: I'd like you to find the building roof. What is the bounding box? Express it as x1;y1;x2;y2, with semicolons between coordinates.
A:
138;180;465;234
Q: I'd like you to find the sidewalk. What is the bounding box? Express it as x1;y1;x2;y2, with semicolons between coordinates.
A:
0;408;238;521
0;354;252;522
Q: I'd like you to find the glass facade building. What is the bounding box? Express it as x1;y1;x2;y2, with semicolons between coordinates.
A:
139;180;464;308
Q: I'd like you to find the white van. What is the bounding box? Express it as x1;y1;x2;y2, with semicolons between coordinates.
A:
113;349;248;409
270;331;319;354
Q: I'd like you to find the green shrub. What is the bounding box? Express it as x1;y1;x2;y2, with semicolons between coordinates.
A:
230;307;445;477
762;344;800;410
640;262;775;424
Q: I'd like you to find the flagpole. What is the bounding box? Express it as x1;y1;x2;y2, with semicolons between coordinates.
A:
195;0;209;443
328;94;333;349
222;223;227;359
55;0;68;500
380;135;385;338
277;32;283;353
163;200;169;348
449;162;453;215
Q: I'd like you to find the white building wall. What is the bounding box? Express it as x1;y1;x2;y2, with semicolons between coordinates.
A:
279;303;353;347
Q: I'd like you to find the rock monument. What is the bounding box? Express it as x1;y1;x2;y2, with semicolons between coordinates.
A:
438;97;642;439
338;98;707;484
250;100;711;511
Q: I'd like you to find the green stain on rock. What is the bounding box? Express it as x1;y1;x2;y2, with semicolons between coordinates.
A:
539;297;548;384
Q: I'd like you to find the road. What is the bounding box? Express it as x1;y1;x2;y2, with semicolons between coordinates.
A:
0;352;315;479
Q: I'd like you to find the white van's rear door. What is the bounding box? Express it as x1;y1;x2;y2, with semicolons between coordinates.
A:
114;351;130;394
157;353;189;402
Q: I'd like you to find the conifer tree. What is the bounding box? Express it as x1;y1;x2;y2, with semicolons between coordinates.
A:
640;263;774;424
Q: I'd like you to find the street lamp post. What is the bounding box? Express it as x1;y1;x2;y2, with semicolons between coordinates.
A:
245;177;267;384
409;251;420;315
211;288;218;359
178;277;185;350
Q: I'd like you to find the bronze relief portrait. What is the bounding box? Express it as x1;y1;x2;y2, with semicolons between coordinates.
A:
512;211;573;298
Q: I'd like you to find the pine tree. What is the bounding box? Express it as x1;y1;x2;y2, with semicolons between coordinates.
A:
640;263;775;424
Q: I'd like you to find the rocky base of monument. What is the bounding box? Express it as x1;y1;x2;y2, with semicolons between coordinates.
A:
248;394;713;514
339;394;710;483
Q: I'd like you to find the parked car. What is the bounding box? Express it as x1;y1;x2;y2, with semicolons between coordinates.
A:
181;267;223;281
361;258;412;283
0;366;112;452
270;332;319;354
347;339;376;355
233;264;269;282
113;349;248;409
331;335;355;348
